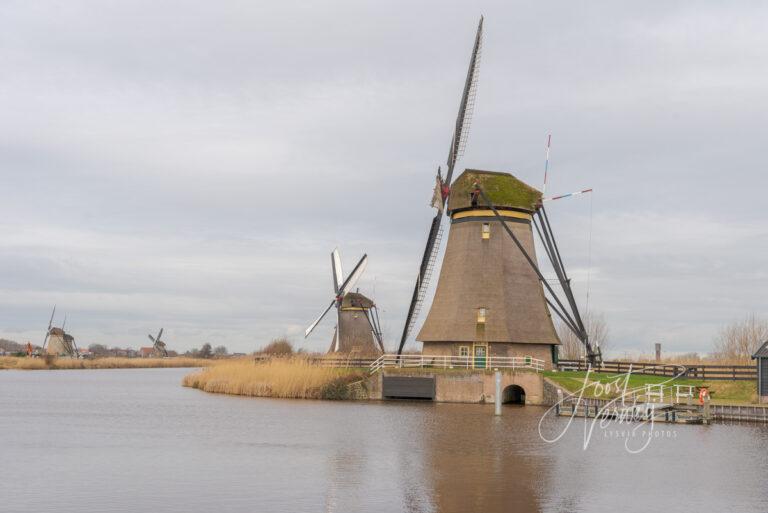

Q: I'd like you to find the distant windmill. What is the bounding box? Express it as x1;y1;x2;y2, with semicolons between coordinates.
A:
148;328;168;357
41;305;56;350
42;306;79;358
305;249;384;355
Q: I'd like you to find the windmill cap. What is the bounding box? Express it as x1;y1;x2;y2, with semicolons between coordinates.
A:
341;292;375;309
448;169;542;214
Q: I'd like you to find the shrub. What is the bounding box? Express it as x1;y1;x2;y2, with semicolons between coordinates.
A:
259;338;294;356
319;375;363;400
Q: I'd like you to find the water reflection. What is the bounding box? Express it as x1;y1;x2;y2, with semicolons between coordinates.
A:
420;404;544;513
1;370;767;513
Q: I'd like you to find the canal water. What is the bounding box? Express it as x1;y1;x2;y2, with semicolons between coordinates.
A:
1;368;767;513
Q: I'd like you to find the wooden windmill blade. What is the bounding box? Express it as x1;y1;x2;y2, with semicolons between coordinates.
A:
305;249;380;355
305;300;336;338
331;248;344;294
42;305;56;350
337;254;367;296
68;333;79;358
445;15;484;185
304;248;368;338
364;306;385;353
61;315;77;357
333;253;368;352
397;17;484;355
155;328;168;356
335;305;342;352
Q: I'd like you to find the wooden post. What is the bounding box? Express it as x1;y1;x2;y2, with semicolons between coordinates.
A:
703;392;711;425
494;370;502;416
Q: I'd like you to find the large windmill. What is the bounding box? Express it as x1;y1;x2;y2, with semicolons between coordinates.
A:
397;17;601;366
148;328;168;357
305;249;384;355
42;306;80;358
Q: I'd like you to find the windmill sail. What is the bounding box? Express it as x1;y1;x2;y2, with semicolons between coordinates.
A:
149;328;168;356
305;300;336;338
337;254;368;296
445;15;483;185
331;248;344;294
42;305;56;350
397;17;484;355
305;249;382;355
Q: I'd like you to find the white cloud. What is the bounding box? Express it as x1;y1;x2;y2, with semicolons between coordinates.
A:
1;1;767;354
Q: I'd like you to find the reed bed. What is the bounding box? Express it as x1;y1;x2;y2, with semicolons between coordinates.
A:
182;358;366;400
0;356;214;370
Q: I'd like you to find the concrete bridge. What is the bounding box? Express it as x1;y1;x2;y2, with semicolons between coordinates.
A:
367;368;547;405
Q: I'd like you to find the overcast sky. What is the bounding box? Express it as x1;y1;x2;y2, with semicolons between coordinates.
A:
1;1;767;356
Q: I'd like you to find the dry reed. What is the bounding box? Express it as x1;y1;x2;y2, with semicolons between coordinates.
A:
0;356;214;370
182;357;365;400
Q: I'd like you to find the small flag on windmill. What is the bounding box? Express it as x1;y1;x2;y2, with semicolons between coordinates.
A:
430;167;445;213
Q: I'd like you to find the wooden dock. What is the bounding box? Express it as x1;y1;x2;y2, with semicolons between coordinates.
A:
554;393;768;425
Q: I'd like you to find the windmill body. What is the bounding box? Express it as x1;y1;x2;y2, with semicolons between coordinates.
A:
40;306;79;358
399;17;599;365
329;292;381;355
416;170;560;365
306;249;384;356
45;327;78;357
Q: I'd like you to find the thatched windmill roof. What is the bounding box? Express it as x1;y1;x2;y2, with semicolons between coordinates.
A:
341;292;375;310
447;169;542;214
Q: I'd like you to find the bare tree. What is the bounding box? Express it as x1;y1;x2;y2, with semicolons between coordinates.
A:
88;343;109;356
213;345;228;357
257;338;293;356
198;343;213;359
556;311;609;360
713;313;768;362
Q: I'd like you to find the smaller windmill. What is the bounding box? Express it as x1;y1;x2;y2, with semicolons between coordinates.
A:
305;248;384;355
148;328;168;357
42;306;79;358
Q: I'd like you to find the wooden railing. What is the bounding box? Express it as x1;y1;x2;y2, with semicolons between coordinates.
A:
557;359;756;381
369;354;545;373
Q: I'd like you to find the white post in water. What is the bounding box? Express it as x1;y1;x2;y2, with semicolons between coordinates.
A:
495;370;502;416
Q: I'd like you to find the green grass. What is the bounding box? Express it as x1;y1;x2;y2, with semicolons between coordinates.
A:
544;370;759;404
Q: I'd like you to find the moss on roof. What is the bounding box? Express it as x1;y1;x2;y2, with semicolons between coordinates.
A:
447;169;542;213
341;292;374;309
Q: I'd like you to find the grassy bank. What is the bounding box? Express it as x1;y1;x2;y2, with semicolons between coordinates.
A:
545;370;758;404
182;358;366;400
0;356;214;370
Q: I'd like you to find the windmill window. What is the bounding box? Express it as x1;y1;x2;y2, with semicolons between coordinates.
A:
481;223;490;239
459;346;470;357
477;308;487;323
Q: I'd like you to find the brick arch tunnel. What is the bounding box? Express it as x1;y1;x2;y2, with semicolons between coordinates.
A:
502;384;526;405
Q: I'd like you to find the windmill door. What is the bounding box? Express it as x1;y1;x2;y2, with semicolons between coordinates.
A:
473;344;487;369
